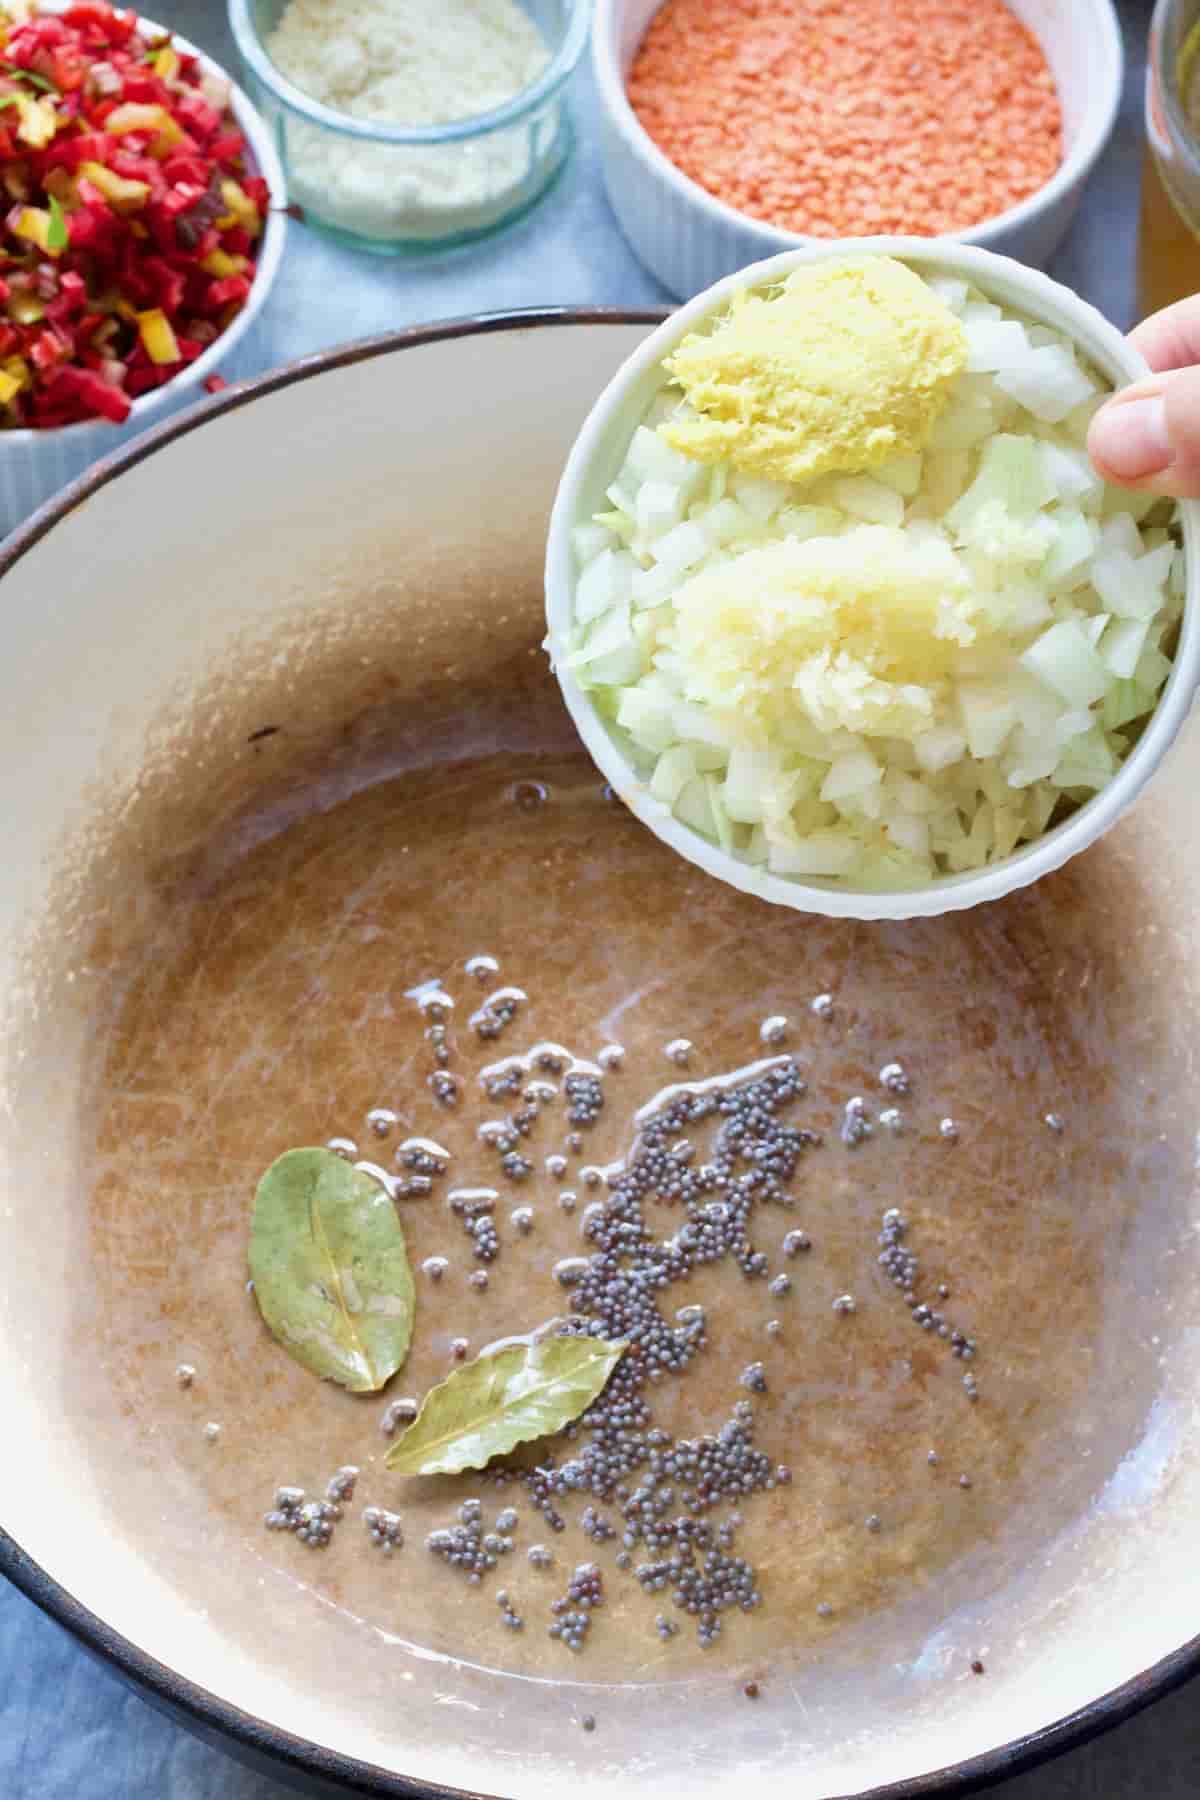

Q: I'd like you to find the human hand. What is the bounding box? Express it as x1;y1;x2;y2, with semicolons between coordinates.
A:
1089;297;1200;498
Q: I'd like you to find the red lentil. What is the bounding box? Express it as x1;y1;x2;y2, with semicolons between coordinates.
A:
626;0;1062;239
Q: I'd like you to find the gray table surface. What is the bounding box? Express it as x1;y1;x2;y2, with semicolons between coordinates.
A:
4;0;1197;1794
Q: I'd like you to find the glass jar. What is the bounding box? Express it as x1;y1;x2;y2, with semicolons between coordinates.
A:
227;0;589;255
1139;0;1200;320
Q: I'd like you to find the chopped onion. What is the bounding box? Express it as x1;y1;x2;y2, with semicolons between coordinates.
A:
1040;442;1104;508
963;318;1031;373
992;345;1099;424
874;452;924;497
650;745;697;806
1020;620;1111;708
820;749;881;803
1100;617;1150;680
576;547;634;624
652;519;710;574
1042;507;1097;589
723;745;774;823
635;480;685;541
833;475;906;527
957;680;1018;758
573;521;614;567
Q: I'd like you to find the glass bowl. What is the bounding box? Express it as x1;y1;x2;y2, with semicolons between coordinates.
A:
227;0;589;254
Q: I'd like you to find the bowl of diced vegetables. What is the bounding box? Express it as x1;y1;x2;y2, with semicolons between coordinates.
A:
544;240;1200;920
0;0;285;534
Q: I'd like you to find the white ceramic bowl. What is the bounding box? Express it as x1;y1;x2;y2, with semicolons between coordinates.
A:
9;316;1200;1800
545;239;1200;921
593;0;1124;299
0;16;286;539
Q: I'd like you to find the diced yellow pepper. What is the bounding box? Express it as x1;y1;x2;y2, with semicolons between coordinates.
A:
79;160;150;213
153;45;180;82
136;307;180;366
200;248;246;277
0;367;21;405
14;94;57;150
10;204;50;251
219;177;260;236
105;102;176;137
103;102;182;158
2;355;30;391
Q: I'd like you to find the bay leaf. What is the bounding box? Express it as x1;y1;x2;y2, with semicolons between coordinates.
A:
249;1147;415;1394
385;1332;627;1476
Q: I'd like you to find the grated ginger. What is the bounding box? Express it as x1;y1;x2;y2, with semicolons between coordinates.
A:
660;257;968;483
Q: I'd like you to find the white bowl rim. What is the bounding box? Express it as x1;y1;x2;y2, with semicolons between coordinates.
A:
544;240;1200;921
0;10;287;450
1;309;1200;1799
591;0;1125;260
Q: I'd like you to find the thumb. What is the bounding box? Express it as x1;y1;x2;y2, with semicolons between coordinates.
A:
1088;365;1200;498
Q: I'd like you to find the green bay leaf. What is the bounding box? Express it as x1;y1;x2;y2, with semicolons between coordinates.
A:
386;1332;627;1476
249;1147;414;1394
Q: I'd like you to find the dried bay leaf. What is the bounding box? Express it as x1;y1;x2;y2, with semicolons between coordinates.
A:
249;1147;415;1394
385;1333;627;1476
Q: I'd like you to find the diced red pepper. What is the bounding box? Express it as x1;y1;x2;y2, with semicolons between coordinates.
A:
66;203;111;251
41;132;117;171
143;253;184;312
205;274;249;309
30;328;67;371
161;152;210;188
44;361;132;421
173;94;220;141
28;16;72;47
202;372;226;393
63;4;124;32
122;75;165;105
52;46;88;91
0;3;262;429
208;132;244;168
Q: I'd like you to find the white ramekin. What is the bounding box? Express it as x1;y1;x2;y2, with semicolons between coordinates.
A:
593;0;1124;300
544;238;1200;922
0;17;287;540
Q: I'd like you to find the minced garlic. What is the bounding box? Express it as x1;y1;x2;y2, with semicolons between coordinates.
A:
660;524;983;738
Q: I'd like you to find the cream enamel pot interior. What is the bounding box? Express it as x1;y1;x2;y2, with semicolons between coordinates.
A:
2;316;1200;1800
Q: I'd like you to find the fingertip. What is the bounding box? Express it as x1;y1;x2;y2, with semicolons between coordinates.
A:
1129;295;1200;374
1087;391;1171;485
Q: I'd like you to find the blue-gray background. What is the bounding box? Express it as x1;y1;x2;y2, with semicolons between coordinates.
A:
5;0;1196;1794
